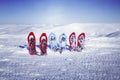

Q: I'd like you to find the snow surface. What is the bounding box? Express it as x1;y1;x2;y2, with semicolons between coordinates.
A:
0;23;120;80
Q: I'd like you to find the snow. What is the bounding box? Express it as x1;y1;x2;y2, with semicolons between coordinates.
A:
0;23;120;80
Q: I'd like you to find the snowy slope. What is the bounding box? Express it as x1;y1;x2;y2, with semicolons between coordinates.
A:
106;31;120;37
0;23;120;80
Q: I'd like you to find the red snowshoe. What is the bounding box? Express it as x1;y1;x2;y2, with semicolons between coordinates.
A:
69;32;76;51
40;33;48;55
27;32;36;55
77;33;85;52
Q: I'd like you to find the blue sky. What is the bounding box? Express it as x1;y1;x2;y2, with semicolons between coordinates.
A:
0;0;120;24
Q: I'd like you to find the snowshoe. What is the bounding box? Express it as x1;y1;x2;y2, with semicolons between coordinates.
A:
69;32;77;51
59;33;67;53
48;32;58;52
27;32;36;55
40;33;48;55
77;33;85;52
